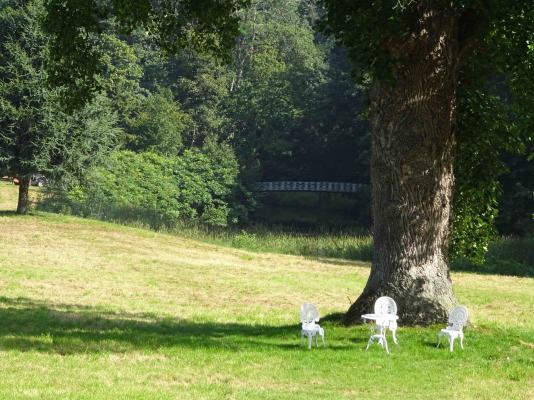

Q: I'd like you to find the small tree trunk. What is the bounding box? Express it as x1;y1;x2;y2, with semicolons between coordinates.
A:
16;176;31;214
346;6;459;325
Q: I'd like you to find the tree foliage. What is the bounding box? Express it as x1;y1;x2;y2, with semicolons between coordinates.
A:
43;0;250;108
54;149;239;227
0;0;50;179
127;88;192;156
0;0;119;213
450;2;534;262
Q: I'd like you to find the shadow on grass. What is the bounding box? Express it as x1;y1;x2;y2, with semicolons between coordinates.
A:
2;297;529;357
422;341;443;349
321;312;346;325
0;297;356;355
306;257;371;268
0;210;18;216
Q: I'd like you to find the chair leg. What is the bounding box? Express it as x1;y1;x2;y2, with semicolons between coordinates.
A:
437;333;442;348
449;335;454;352
460;333;464;350
307;334;312;350
315;334;318;348
391;327;398;345
366;336;373;351
383;336;389;354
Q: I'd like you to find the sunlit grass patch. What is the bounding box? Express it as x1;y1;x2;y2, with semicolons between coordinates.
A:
0;183;533;399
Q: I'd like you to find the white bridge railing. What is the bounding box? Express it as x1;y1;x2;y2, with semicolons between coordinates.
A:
256;181;367;193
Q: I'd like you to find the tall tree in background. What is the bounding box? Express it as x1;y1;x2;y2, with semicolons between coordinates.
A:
230;0;372;207
226;0;326;177
0;0;49;213
0;0;119;214
321;0;534;324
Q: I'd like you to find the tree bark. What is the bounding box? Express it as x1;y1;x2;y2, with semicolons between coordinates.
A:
16;176;31;214
346;6;459;325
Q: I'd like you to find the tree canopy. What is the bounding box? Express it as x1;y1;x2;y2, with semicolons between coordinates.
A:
43;0;249;108
0;0;119;213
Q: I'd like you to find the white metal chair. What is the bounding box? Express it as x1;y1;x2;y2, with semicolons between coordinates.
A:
437;305;468;352
300;303;325;350
374;296;398;344
365;296;399;353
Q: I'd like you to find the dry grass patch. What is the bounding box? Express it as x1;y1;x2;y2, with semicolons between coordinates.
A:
0;212;365;323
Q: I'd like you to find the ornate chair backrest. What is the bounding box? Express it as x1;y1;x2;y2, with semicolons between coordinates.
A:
374;296;397;316
300;303;320;324
448;306;468;331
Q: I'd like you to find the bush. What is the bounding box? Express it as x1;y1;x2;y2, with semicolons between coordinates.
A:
451;236;534;277
41;148;239;227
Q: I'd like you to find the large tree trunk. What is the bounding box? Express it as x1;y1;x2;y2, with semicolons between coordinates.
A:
346;6;459;325
16;176;31;214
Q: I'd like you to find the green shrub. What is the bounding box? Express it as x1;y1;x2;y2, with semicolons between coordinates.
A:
41;148;239;227
451;236;534;277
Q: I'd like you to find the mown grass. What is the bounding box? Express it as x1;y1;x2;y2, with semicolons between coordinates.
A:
36;184;374;262
35;182;533;276
1;183;533;399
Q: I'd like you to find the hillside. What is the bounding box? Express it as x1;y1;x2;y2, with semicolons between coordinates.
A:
0;183;532;399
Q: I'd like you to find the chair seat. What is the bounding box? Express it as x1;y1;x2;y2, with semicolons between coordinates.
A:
440;328;461;336
302;324;323;335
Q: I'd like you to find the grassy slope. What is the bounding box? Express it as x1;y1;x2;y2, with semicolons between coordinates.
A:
0;183;533;400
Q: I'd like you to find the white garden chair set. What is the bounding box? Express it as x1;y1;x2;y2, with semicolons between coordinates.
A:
300;299;468;353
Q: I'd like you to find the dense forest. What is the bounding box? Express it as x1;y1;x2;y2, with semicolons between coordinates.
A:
0;0;532;263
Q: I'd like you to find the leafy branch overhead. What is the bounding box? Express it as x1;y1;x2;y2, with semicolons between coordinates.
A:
319;1;532;78
43;0;250;108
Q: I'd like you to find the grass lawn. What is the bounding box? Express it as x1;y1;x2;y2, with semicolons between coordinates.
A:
0;182;533;399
